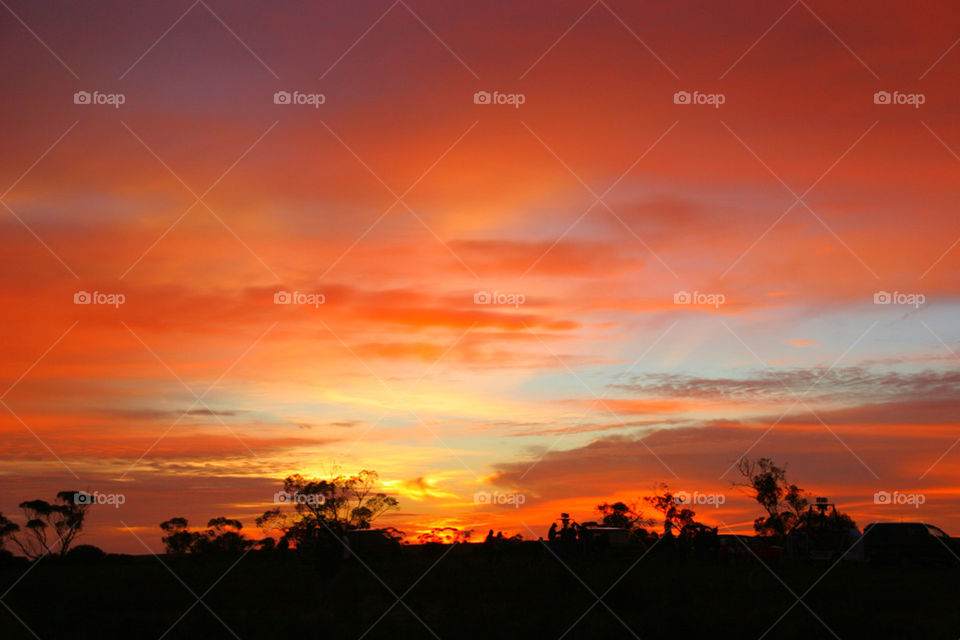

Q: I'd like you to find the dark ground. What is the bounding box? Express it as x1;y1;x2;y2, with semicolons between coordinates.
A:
1;544;958;639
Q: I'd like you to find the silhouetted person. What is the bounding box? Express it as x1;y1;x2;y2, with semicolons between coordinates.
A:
548;523;558;542
484;528;504;561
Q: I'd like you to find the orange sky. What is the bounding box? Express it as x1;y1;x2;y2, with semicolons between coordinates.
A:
3;0;960;551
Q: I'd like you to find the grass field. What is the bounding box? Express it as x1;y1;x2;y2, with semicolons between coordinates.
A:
2;544;959;639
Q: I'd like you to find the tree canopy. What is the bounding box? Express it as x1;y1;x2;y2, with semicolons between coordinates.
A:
256;470;399;547
2;491;90;559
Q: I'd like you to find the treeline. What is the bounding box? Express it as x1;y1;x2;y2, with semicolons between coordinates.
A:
580;457;857;542
0;458;857;561
158;470;400;554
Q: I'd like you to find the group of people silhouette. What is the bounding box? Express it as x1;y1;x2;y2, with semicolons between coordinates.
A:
540;511;729;562
546;513;581;545
483;529;506;544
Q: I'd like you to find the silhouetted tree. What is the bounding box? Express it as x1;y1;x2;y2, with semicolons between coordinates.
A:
160;517;254;553
160;517;197;554
645;484;700;534
735;458;808;537
0;512;18;550
195;517;254;553
257;537;276;551
380;527;406;544
417;527;471;545
594;501;653;531
256;470;399;548
9;491;90;559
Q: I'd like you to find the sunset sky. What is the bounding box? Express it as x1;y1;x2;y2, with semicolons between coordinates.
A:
3;0;960;553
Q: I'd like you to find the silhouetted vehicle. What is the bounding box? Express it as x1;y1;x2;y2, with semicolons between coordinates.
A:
863;523;960;566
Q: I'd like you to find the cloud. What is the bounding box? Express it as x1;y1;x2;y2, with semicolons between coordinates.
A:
784;339;818;348
385;476;458;502
611;367;960;406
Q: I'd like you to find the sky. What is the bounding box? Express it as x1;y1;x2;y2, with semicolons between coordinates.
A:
2;0;960;553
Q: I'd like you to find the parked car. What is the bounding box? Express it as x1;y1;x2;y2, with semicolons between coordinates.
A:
863;522;960;566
